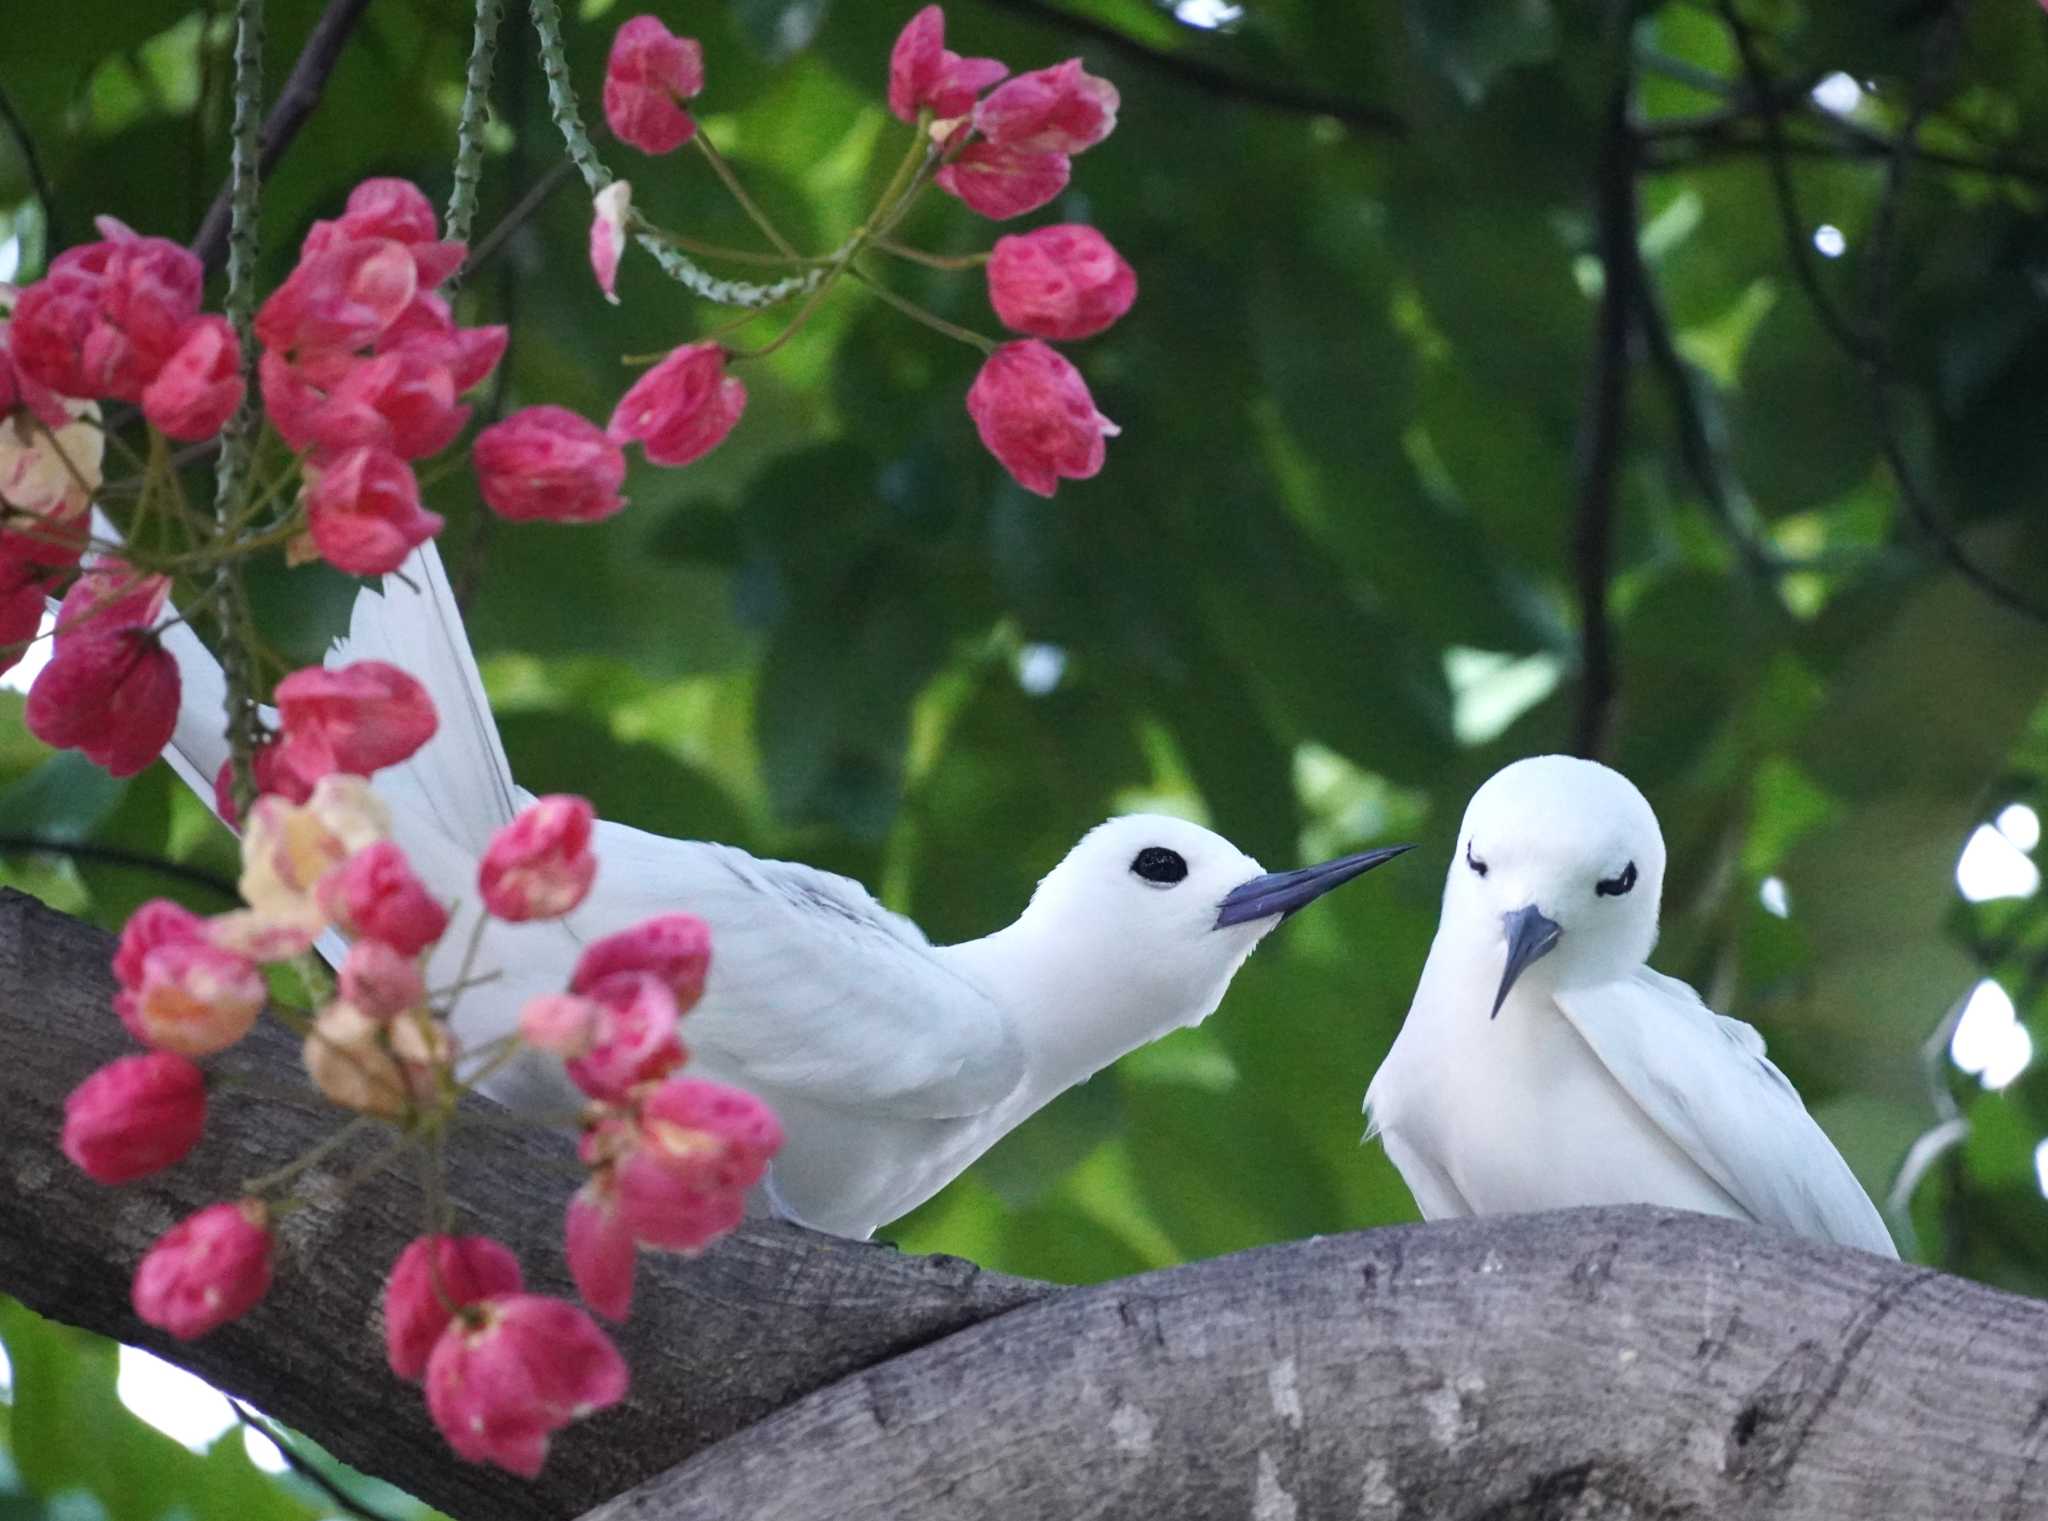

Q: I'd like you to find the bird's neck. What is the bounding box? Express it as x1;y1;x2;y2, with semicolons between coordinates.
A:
937;922;1235;1102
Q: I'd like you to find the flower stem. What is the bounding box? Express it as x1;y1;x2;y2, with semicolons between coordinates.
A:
631;217;823;268
692;130;800;260
445;0;505;253
872;236;988;271
243;1115;376;1198
848;265;998;354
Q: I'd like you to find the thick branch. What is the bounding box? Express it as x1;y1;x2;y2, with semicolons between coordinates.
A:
190;0;375;269
0;888;1049;1520
0;79;63;249
592;1210;2048;1520
978;0;1407;138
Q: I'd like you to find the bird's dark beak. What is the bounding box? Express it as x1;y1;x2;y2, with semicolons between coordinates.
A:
1491;904;1562;1018
1214;845;1413;929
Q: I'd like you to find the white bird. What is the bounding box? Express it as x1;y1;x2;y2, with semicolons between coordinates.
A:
1365;754;1896;1257
160;542;1407;1239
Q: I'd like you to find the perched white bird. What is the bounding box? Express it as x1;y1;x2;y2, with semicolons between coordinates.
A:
160;543;1407;1239
1365;754;1896;1257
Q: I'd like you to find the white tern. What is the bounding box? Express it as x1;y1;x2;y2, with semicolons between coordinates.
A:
159;542;1407;1239
1365;754;1896;1257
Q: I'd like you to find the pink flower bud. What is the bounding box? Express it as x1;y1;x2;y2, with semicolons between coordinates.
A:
973;59;1118;155
382;1234;524;1380
933;141;1071;220
966;339;1118;497
61;1051;207;1184
0;564;46;681
273;659;438;778
986;224;1136;341
304;1001;455;1117
479;795;597;922
473;406;628;525
112;898;207;989
256;234;418;356
140;315;245;441
336;937;429;1018
569;913;711;1012
603;16;705;156
319;844;449;958
335;179;466;288
887;6;1007;124
116;937;267;1055
606;342;745;467
589;182;631;305
518;992;602;1057
25;617;180;778
424;1295;628;1476
132;1200;273;1340
210;737;320;827
615;1077;781;1252
9;221;203;401
564;972;685;1102
303;444;443;577
565;1182;637;1320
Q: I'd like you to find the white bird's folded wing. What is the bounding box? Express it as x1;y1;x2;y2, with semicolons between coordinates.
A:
571;823;1027;1121
1555;970;1898;1257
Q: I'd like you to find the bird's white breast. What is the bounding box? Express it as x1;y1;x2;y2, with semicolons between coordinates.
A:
1370;945;1745;1222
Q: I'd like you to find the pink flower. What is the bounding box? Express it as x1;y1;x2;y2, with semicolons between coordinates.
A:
563;972;686;1102
973;59;1118;154
569;913;711;1012
61;1051;207;1184
590;182;631;306
0;562;48;680
382;1234;524;1380
112;898;207;988
210;739;317;825
273;659;438;778
336;936;429;1018
264;348;467;460
255;236;418;356
424;1295;628;1476
332;179;466;288
933;141;1070;220
603;16;705;155
116;937;266;1055
378;293;507;392
9;218;204;401
614;1077;781;1252
986;224;1135;341
473;406;628;525
565;1182;637;1320
25;622;180;777
140;316;244;440
132;1200;274;1340
303;445;443;577
965;339;1118;497
607;342;746;467
519;992;603;1056
319;843;449;957
479;795;597;921
888;6;1007;124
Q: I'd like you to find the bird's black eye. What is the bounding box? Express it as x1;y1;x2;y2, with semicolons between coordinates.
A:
1596;861;1638;898
1466;840;1488;878
1131;847;1188;886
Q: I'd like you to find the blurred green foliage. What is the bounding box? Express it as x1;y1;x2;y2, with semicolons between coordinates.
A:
4;0;2048;1504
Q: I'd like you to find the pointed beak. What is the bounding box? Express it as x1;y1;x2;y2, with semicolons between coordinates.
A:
1213;845;1413;929
1491;903;1562;1018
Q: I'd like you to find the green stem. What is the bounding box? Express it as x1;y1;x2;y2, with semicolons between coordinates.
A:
445;0;505;253
243;1115;376;1198
692;130;800;259
215;0;267;817
872;235;988;271
849;265;998;353
632;216;825;269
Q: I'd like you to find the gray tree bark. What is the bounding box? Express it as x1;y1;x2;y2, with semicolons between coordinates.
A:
5;886;2047;1521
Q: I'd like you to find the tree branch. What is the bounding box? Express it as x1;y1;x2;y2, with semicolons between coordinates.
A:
977;0;1407;138
0;79;64;250
1572;44;1637;764
0;834;240;902
0;887;1050;1521
592;1212;2048;1520
190;0;375;268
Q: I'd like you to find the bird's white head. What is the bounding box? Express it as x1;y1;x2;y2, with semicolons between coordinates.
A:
1446;755;1666;1015
983;813;1408;1079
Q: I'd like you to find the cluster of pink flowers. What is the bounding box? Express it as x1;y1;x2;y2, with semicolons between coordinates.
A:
59;663;778;1473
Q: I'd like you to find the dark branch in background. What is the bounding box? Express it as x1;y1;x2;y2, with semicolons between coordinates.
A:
0;79;64;250
978;0;1407;138
1571;24;1638;764
191;0;375;268
456;155;579;284
0;834;241;902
